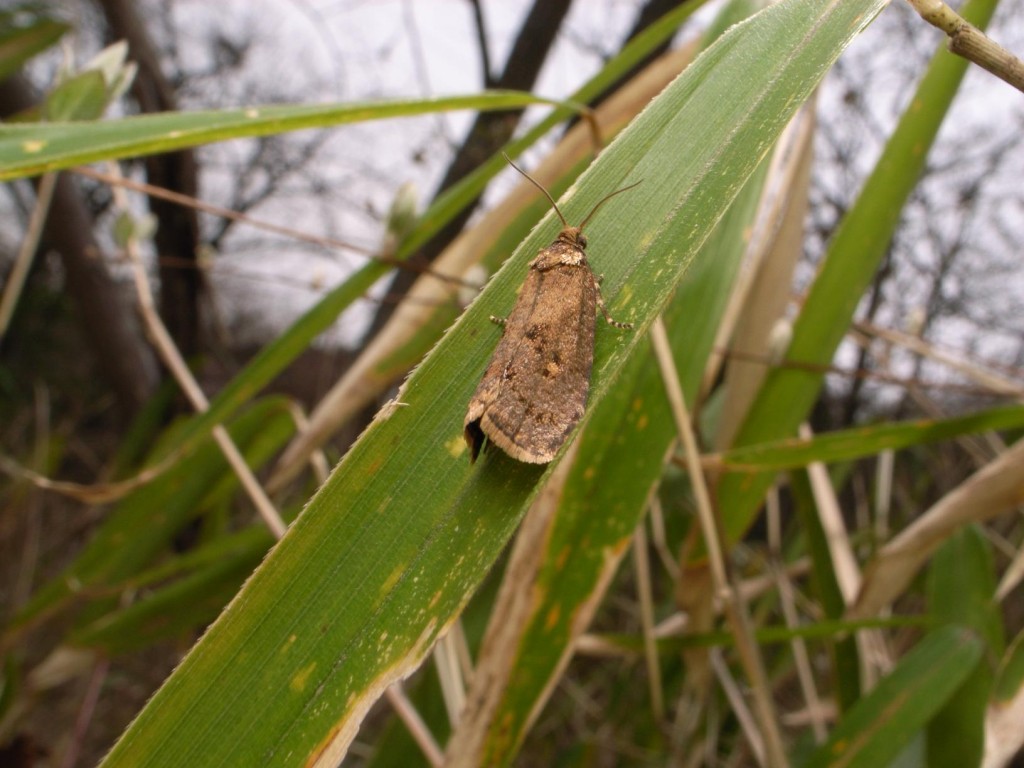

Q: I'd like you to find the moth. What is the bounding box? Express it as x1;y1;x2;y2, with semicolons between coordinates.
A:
464;156;641;464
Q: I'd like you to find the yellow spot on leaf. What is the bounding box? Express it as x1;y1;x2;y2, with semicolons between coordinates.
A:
290;661;317;692
555;545;571;569
445;435;466;458
280;634;298;654
545;605;561;630
381;563;405;595
636;414;649;430
246;108;260;118
22;140;45;153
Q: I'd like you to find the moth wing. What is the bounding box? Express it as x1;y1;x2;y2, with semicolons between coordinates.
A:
478;265;597;463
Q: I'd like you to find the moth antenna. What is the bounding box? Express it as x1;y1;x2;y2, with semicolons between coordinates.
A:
578;179;643;232
502;152;569;228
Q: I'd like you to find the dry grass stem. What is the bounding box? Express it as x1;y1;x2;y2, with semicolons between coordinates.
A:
384;684;444;767
767;487;827;743
633;524;665;721
648;495;682;580
710;648;766;768
650;316;788;768
800;423;893;688
852;436;1024;619
857;320;1024;397
433;631;467;726
107;163;287;539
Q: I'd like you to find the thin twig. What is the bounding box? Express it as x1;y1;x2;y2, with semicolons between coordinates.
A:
648;495;681;580
633;523;665;721
856;320;1024;396
0;172;58;342
649;317;789;768
58;656;110;768
905;0;1024;93
766;487;828;744
0;447;191;504
468;0;495;88
73;166;474;288
710;648;765;767
108;163;287;539
800;423;893;688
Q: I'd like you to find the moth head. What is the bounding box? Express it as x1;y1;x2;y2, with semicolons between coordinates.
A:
558;227;587;250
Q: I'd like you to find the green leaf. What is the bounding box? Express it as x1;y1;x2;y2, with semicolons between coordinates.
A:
0;92;571;180
7;398;294;637
925;527;1001;768
99;1;888;765
0;13;68;82
163;260;395;466
44;70;109;121
720;404;1024;471
804;626;984;768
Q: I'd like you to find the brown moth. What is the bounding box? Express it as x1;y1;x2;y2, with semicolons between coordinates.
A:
464;156;641;464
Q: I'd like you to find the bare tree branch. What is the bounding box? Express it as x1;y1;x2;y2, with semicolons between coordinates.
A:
905;0;1024;92
468;0;495;88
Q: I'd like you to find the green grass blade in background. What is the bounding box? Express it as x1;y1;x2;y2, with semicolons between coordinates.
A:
0;92;566;180
803;626;984;768
6;398;294;638
715;0;1001;542
98;1;889;765
788;470;862;711
925;527;1001;768
165;258;398;466
0;14;68;81
719;404;1024;471
68;526;275;654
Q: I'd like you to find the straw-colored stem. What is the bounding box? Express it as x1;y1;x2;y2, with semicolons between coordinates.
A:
650;316;788;768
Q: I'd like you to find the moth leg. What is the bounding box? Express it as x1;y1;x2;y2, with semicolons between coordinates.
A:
592;274;633;329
